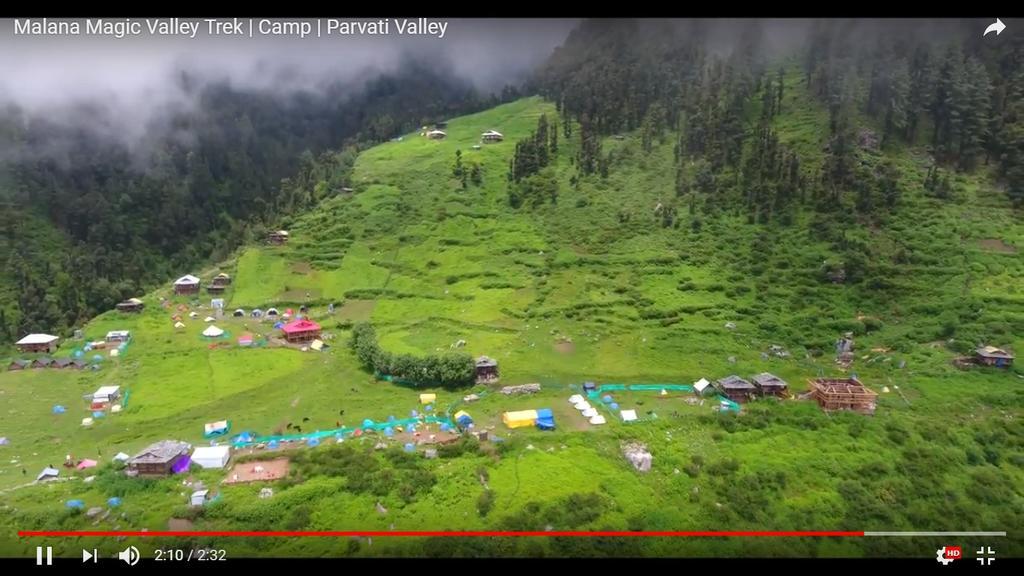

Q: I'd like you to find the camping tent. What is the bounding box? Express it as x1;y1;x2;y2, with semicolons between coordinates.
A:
266;308;279;317
582;408;598;418
204;316;215;322
583;381;597;392
92;386;120;403
36;467;59;482
192;446;231;469
190;490;210;506
454;410;473;428
589;415;607;425
535;408;555;430
204;420;230;437
419;393;436;405
568;394;584;404
0;437;8;446
202;325;224;338
113;452;130;462
502;410;538;429
620;409;638;422
251;309;263;318
238;334;253;347
189;311;199;319
81;417;94;426
77;459;98;470
174;322;186;329
233;309;245;317
693;378;711;394
310;339;324;351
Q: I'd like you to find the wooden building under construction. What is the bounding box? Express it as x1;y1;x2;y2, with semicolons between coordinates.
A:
808;377;878;415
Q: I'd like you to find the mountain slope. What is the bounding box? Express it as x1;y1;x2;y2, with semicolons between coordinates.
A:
1;90;1021;557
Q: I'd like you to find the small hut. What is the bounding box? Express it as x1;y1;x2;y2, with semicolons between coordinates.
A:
173;275;201;295
426;129;447;140
481;130;504;142
475;356;499;383
212;273;231;287
267;230;290;245
126;440;190;477
974;346;1014;368
751;372;788;397
116;298;145;313
15;334;59;354
715;375;757;403
280;319;321;344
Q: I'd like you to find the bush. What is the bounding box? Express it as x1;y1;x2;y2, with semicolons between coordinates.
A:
477;489;495;517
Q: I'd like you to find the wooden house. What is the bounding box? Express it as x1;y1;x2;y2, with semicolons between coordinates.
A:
808;377;878;415
126;440;190;477
207;284;226;294
8;359;30;371
116;298;145;313
212;273;231;287
475;356;499;383
267;230;289;245
280;319;322;344
715;375;758;403
975;346;1014;368
751;372;788;397
426;130;447;140
15;333;59;354
31;357;54;369
173;275;201;295
481;130;504;142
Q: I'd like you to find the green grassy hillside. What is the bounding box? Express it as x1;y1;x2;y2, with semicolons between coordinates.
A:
1;92;1022;558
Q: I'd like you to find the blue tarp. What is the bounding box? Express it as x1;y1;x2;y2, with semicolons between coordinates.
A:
92;411;105;418
307;437;320;447
107;497;122;507
403;443;415;453
66;500;85;509
268;440;280;449
602;395;613;403
384;427;395;437
52;405;66;414
609;403;620;410
536;408;553;419
536;417;556;431
456;414;473;427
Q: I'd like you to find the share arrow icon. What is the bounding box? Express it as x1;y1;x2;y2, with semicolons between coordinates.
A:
984;18;1006;37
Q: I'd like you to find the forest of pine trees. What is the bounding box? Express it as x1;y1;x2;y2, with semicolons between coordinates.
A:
507;114;560;208
537;18;1024;223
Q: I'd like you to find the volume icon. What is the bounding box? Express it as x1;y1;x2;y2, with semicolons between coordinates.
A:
117;546;140;566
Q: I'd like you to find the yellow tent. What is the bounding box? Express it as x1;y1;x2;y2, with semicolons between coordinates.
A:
502;410;538;429
420;393;437;405
453;410;470;421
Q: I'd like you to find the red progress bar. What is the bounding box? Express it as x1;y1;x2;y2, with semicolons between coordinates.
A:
19;530;864;538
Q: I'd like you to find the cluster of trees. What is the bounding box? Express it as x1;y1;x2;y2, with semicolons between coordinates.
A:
349;323;476;389
452;150;483;189
0;59;496;341
507;114;560;208
508;114;556;183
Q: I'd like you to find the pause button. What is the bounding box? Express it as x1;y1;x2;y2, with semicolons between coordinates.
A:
36;546;53;565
